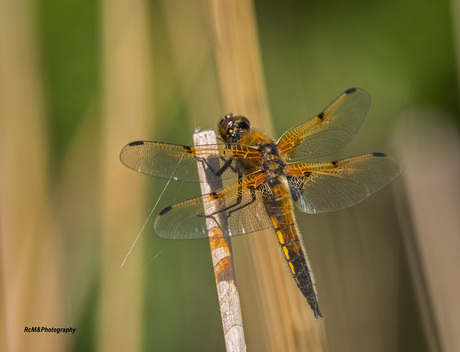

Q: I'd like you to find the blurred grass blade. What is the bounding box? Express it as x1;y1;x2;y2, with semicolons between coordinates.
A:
393;111;460;352
0;1;63;351
98;0;153;351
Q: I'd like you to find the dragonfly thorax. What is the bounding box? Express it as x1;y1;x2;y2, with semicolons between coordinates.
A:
257;141;278;157
257;142;286;179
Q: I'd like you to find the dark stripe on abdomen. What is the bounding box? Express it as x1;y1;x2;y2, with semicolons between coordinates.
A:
274;224;322;318
263;181;322;317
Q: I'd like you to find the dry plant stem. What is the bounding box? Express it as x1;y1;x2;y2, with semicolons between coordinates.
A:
193;130;247;352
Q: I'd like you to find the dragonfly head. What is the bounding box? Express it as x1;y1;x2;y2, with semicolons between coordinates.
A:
218;113;251;143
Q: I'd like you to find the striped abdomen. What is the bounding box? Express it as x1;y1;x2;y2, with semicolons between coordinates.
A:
263;179;322;318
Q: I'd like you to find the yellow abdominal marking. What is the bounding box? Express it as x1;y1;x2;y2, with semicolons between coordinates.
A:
275;219;296;274
282;246;290;260
288;262;296;275
276;230;285;244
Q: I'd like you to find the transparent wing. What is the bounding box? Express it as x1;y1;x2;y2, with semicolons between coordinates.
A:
120;141;261;182
286;153;402;214
154;173;275;239
277;88;371;160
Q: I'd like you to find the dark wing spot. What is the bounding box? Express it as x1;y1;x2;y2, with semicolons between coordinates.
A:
345;87;357;94
182;145;193;153
331;160;339;167
372;152;386;157
210;192;220;199
128;141;145;146
317;112;326;121
303;171;312;177
287;176;303;202
158;205;173;216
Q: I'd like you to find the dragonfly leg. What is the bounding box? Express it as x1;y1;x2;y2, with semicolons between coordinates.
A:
227;188;257;216
200;186;257;219
198;156;233;176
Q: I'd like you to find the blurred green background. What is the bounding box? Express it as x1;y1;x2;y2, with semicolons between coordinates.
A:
1;0;459;351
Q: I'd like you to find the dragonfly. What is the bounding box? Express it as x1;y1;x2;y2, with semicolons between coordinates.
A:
120;88;402;318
